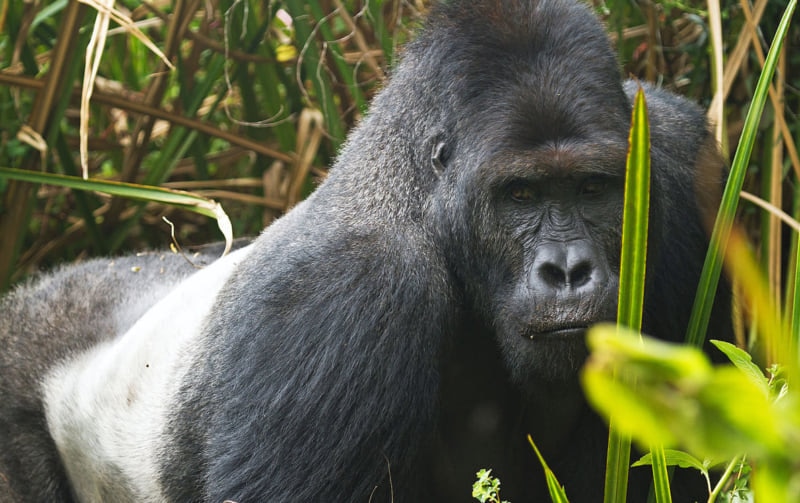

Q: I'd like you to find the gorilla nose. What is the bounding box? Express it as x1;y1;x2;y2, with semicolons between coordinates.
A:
538;260;593;288
531;241;603;293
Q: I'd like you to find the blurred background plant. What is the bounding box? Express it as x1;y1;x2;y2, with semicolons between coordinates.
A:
0;0;425;288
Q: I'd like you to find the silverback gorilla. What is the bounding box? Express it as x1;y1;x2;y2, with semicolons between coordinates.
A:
0;0;731;501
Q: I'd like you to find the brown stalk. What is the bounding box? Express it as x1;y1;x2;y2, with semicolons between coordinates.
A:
739;0;800;180
0;72;294;163
707;0;768;119
0;1;86;289
108;0;200;224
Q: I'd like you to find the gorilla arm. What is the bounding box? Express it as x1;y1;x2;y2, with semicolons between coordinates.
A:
165;209;457;502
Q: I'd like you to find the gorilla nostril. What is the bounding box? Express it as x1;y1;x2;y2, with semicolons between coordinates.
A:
569;261;593;287
538;263;567;287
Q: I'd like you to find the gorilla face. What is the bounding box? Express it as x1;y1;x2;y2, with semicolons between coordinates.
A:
490;144;626;385
432;131;629;386
415;1;638;388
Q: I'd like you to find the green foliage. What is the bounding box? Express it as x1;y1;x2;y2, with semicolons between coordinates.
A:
0;1;421;287
0;167;232;252
616;86;651;332
633;450;717;492
685;0;798;347
583;326;800;501
581;1;799;501
633;452;754;502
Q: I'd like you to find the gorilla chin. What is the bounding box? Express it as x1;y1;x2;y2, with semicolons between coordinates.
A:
498;324;594;386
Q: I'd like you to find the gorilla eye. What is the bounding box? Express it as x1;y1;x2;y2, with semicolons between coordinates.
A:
579;176;609;196
508;182;536;202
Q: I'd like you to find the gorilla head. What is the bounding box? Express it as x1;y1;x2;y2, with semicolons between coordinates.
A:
414;1;629;385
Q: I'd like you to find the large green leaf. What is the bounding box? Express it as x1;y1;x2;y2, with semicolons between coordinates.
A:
584;325;787;461
605;85;652;503
0;167;232;254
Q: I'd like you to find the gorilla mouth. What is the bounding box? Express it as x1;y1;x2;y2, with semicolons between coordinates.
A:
524;324;590;340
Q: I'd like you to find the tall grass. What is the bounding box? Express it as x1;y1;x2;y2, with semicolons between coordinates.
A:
0;1;422;289
584;1;799;502
603;87;653;503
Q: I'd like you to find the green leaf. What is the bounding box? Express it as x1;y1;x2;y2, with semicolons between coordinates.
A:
692;367;783;459
648;444;673;503
584;358;678;448
751;460;798;503
710;340;769;394
633;450;709;473
617;85;651;330
587;324;713;384
0;167;232;254
605;84;651;503
584;328;787;462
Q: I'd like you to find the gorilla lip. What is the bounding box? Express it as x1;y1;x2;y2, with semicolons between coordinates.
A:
526;325;589;340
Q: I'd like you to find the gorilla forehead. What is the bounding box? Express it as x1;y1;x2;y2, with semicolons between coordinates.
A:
424;0;613;51
408;0;630;144
477;140;629;181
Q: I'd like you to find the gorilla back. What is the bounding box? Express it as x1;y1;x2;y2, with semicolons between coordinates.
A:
0;0;729;501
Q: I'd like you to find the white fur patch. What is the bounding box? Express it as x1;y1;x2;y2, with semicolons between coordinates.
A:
42;246;252;502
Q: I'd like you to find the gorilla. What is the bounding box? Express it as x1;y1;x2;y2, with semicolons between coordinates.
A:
0;0;730;501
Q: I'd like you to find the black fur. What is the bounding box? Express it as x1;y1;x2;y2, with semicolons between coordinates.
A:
0;1;729;501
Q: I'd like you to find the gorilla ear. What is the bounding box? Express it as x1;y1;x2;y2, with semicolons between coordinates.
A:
431;140;450;177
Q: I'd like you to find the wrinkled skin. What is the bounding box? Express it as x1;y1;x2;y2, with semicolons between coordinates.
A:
0;1;730;502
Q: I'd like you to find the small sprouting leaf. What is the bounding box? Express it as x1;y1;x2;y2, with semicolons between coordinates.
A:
472;469;505;503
